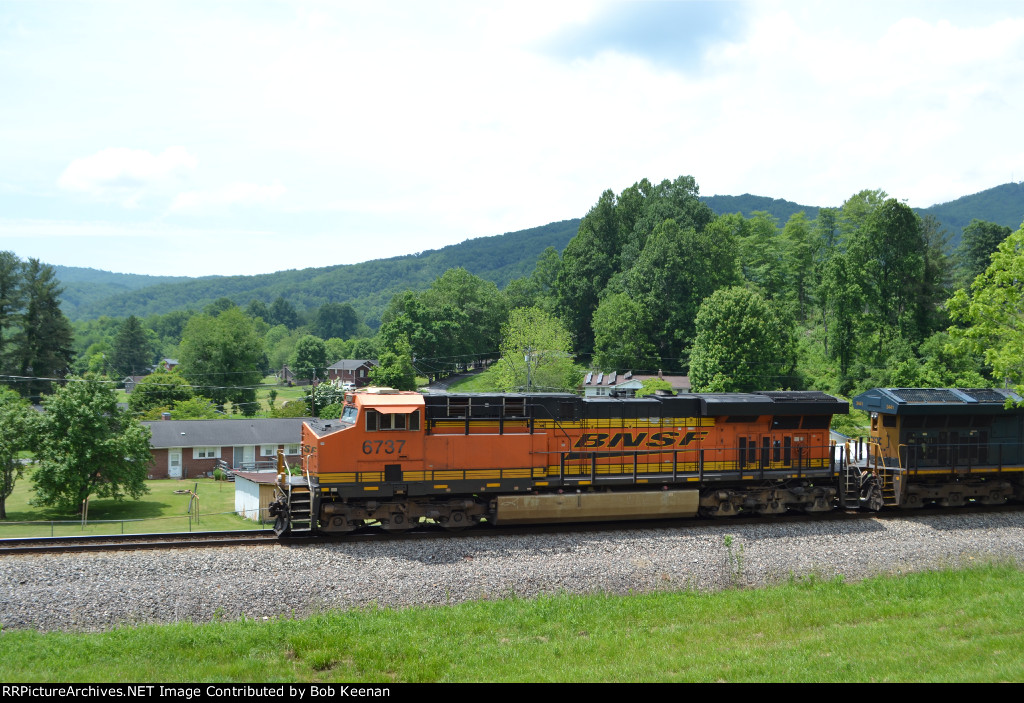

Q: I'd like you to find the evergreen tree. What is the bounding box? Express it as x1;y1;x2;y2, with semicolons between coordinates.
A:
110;315;153;377
0;252;23;377
14;259;74;400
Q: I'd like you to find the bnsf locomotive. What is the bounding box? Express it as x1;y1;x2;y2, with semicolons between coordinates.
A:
267;386;1024;536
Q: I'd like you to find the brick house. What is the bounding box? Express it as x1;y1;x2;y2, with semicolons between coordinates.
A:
326;359;378;387
142;418;308;479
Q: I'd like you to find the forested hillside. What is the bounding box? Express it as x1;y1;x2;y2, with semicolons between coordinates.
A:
919;182;1024;245
53;268;202;320
702;183;1024;247
55;183;1023;327
64;220;580;325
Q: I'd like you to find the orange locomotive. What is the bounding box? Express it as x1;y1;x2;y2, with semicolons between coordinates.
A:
269;388;847;535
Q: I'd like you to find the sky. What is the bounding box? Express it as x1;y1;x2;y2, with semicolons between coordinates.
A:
1;0;1022;277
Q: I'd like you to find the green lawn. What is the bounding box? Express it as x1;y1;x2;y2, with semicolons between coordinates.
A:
0;564;1021;682
0;475;263;538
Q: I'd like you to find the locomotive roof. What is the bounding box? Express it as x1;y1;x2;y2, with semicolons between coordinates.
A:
853;388;1024;415
420;391;846;418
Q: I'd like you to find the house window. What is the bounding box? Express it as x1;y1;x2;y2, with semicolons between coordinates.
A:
285;444;300;455
193;447;221;460
260;445;278;457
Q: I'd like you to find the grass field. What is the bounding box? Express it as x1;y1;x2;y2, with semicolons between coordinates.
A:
0;476;261;538
0;564;1021;682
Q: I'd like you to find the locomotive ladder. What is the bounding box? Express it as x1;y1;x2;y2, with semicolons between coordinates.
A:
285;479;314;533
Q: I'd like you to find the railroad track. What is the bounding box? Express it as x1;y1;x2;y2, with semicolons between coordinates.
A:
0;530;283;555
3;503;1022;555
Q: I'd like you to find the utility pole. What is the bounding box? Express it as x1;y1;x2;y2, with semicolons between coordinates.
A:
524;346;533;392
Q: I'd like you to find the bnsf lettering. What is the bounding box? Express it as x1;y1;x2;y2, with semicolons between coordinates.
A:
608;433;647;448
575;434;609;448
647;431;678;447
574;431;709;449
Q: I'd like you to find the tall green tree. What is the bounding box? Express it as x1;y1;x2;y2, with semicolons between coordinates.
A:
954;219;1013;289
0;251;23;377
32;378;152;514
847;198;926;359
780;212;816;320
591;291;658;371
493;307;582;392
0;387;34;519
268;296;302;329
369;334;417;391
313;302;361;340
689;287;797;392
619;218;740;366
14;258;74;400
179;307;264;415
110;315;154;377
948;224;1024;386
290;334;328;379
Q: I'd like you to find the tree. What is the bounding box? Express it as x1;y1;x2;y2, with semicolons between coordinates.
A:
138;396;220;421
780;212;816;320
203;297;238;317
313;302;360;340
32;378;152;514
492;307;582;392
369;335;417;391
14;258;74;400
268;296;301;329
179;307;264;415
127;368;194;416
948;224;1024;386
846;198;926;359
245;299;270;322
954;219;1013;289
0;251;23;377
109;315;154;377
635;378;673;397
290;334;328;379
0;388;34;519
689;287;797;392
591;292;658;371
621;218;740;365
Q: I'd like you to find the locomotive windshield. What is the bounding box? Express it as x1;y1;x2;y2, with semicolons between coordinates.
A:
341;405;358;424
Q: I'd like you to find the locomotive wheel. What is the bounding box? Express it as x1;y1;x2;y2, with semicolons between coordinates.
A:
380;513;414;533
981;488;1007;505
273;514;291;537
441;511;468;532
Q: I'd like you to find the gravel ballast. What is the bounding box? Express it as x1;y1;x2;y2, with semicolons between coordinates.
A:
2;511;1023;632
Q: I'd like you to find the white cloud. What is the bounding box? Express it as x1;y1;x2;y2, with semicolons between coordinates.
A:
169;180;287;214
57;146;197;207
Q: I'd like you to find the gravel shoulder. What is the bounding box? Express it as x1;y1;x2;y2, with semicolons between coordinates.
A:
2;511;1023;632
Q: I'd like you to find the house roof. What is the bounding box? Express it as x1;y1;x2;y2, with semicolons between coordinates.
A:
233;471;280;484
327;359;378;371
582;370;690;389
143;418;309;448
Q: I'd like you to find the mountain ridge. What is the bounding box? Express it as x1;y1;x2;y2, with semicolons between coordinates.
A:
53;182;1024;323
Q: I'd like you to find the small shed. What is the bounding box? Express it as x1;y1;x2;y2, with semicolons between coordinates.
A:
234;471;280;523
